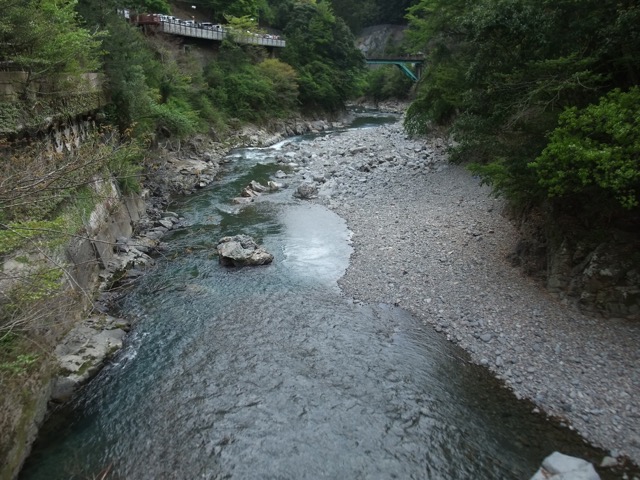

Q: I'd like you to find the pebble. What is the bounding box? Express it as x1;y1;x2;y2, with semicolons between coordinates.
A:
281;112;640;467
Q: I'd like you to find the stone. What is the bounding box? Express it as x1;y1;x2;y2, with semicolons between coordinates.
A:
248;180;267;192
529;452;600;480
599;456;618;468
51;377;78;403
350;146;367;154
267;181;284;191
217;235;274;267
232;197;254;204
157;218;174;230
52;315;130;403
294;183;318;199
241;187;260;197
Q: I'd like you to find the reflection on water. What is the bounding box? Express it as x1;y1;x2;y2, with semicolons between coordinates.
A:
21;115;609;480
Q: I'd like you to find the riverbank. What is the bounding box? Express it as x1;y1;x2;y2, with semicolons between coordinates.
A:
276;116;640;471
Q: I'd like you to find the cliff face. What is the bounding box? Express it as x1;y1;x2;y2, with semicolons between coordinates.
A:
511;214;640;321
355;24;407;57
0;185;148;480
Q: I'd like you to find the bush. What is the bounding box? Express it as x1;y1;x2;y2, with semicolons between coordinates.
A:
256;59;300;116
364;65;413;103
530;87;640;210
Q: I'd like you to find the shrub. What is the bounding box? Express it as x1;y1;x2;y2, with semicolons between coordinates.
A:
530;87;640;210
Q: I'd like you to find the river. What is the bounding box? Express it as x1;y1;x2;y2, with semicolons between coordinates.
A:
21;113;608;480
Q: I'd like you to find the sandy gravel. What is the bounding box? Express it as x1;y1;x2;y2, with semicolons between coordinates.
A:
276;117;640;471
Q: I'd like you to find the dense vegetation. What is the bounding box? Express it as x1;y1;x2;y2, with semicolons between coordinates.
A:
404;0;640;226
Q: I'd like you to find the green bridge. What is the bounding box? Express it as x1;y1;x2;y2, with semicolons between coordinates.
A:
365;57;425;82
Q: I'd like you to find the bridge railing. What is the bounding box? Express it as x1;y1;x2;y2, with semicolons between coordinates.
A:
159;22;286;48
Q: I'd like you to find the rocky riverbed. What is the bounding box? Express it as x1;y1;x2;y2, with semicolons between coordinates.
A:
269;117;640;472
52;110;639;477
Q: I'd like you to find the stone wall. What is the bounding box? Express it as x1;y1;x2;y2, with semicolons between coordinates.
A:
0;72;105;136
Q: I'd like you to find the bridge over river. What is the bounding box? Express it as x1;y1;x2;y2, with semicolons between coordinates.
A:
365;56;425;82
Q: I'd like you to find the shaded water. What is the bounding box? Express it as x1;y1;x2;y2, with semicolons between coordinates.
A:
22;116;607;479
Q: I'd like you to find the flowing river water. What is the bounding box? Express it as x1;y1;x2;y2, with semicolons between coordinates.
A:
21;114;609;479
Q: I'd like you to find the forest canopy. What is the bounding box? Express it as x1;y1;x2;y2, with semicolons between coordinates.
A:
404;0;640;223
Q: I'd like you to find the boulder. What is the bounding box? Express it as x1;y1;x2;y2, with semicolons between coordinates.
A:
240;180;268;198
232;197;254;205
52;315;131;403
217;235;274;267
267;181;284;191
294;182;318;199
241;187;260;198
248;180;267;192
530;452;600;480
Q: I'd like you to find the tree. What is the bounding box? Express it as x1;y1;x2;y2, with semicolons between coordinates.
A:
404;0;640;218
282;1;364;111
0;0;101;95
204;0;269;22
531;87;640;211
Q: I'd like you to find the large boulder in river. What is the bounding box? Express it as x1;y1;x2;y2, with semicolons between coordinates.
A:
217;235;274;267
529;452;600;480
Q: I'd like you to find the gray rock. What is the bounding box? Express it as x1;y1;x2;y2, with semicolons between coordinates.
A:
294;183;318;199
248;180;267;192
51;377;78;403
217;235;274;267
52;315;130;403
232;197;254;204
529;452;600;480
267;181;284;191
157;218;174;230
599;456;618;468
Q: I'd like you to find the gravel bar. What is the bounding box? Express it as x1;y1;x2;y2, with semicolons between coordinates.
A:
279;118;640;470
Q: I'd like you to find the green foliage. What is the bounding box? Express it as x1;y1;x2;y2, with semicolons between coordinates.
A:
206;0;266;21
153;98;201;137
0;0;101;91
225;15;260;33
202;41;299;122
108;142;145;194
531;87;640;210
7;268;65;304
282;1;364;111
0;353;39;376
124;0;171;13
363;65;413;102
0;219;67;255
405;0;640;222
256;59;300;114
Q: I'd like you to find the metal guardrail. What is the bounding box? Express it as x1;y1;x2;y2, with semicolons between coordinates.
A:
160;22;286;48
